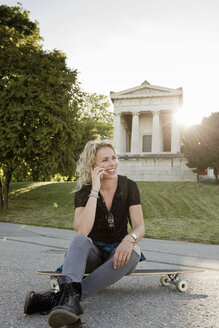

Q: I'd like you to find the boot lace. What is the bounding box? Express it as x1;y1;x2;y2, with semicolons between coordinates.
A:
39;291;60;315
58;283;74;306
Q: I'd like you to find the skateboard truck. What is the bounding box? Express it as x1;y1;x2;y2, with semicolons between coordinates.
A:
160;273;188;292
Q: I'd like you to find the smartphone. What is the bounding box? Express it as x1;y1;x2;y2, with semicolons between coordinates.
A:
92;164;104;178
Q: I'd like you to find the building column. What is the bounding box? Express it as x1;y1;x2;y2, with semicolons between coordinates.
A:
121;117;128;153
152;110;161;153
171;112;180;153
131;112;140;153
113;113;121;152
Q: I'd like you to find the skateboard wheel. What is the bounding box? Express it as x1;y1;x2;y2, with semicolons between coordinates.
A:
50;278;59;290
160;275;171;286
176;280;188;292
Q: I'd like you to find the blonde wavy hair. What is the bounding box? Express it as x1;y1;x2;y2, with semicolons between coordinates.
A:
75;139;117;190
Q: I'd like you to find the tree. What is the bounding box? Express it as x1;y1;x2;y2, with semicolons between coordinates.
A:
0;4;81;208
79;92;114;139
182;112;219;183
62;93;114;181
0;4;115;208
0;3;41;208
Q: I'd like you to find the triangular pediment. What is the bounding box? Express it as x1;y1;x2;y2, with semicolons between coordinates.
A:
122;87;169;96
110;81;182;99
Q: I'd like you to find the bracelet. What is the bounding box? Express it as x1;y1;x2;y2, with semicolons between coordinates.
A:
88;193;99;199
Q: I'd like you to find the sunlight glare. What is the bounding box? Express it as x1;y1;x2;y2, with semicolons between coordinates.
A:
174;107;203;127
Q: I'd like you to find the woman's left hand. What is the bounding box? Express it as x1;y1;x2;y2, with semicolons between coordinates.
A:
113;240;134;269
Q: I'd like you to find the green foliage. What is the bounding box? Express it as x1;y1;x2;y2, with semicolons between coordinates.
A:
182;112;219;182
0;3;115;207
0;3;82;207
182;125;207;172
0;3;42;48
201;112;219;169
70;93;114;168
79;92;114;140
0;44;81;178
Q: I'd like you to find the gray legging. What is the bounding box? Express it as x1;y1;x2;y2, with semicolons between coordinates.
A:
62;233;140;301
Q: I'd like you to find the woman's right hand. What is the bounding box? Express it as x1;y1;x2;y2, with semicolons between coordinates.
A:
91;166;104;191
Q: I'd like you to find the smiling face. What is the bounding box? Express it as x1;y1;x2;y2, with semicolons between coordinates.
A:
94;146;118;179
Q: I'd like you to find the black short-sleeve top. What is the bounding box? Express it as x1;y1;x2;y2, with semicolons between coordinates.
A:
74;175;141;243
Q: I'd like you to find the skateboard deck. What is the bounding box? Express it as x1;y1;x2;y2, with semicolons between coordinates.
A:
37;268;204;292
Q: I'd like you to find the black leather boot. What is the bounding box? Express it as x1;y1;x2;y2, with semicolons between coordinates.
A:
48;275;85;328
24;290;60;315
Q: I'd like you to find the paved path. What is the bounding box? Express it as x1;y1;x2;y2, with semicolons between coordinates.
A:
0;222;218;328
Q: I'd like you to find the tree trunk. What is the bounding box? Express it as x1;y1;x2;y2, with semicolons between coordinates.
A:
0;178;4;209
32;169;40;181
3;170;12;209
214;168;219;184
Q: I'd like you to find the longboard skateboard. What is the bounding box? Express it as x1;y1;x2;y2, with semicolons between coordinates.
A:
37;268;204;292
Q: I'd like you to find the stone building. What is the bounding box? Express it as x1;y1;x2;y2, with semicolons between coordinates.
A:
110;80;196;181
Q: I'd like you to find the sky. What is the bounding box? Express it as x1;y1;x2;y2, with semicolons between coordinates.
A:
2;0;219;125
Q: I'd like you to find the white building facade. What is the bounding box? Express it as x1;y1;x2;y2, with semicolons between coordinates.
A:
110;81;196;181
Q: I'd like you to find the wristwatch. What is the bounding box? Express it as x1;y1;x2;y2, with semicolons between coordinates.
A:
130;233;137;242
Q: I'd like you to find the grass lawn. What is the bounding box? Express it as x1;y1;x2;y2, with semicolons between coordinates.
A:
0;181;218;244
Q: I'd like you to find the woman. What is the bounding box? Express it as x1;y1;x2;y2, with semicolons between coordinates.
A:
25;140;145;328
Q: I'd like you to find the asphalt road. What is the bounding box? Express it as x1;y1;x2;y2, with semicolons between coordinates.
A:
0;222;219;328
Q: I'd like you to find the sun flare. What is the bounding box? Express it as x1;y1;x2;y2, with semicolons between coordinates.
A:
174;107;204;127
